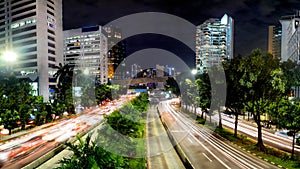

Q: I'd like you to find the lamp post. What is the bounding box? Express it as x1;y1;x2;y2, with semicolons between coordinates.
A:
3;51;17;62
2;50;17;73
191;69;197;75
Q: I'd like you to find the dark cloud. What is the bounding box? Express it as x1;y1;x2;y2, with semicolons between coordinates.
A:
63;0;300;65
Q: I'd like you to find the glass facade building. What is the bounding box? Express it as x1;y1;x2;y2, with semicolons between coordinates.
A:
268;25;282;59
280;11;300;63
195;14;234;73
103;26;126;80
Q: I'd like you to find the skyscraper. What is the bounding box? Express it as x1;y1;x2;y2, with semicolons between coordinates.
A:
0;0;63;102
103;26;126;80
280;11;300;62
195;14;234;73
131;63;141;78
268;25;282;59
63;26;108;85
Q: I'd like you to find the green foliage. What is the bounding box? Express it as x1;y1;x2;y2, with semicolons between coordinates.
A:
56;135;125;169
196;116;206;124
131;93;149;113
100;94;148;166
95;84;127;107
104;93;148;138
0;73;33;134
31;96;48;125
275;98;300;159
165;77;180;96
53;63;74;113
18;104;31;130
58;94;148;168
0;109;19;134
95;84;112;105
237;49;286;149
195;73;211;117
280;59;300;95
223;56;246;136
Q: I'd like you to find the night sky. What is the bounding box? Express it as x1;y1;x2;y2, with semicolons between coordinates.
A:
63;0;300;69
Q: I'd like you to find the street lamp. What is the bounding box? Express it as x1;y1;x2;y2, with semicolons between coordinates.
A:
2;51;17;62
83;68;89;75
2;51;17;73
191;69;197;75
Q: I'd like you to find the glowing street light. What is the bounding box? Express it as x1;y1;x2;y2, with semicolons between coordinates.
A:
191;69;197;75
2;51;17;62
83;68;89;75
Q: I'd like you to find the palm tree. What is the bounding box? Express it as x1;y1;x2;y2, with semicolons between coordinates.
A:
53;63;74;109
54;63;74;88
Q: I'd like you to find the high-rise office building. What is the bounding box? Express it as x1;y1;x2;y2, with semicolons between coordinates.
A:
164;65;175;76
0;0;63;102
195;14;234;73
268;25;282;59
280;11;300;62
63;26;108;85
131;63;141;78
103;26;126;80
156;64;164;77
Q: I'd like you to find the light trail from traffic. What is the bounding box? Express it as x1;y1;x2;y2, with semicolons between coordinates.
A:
0;95;134;169
161;100;278;169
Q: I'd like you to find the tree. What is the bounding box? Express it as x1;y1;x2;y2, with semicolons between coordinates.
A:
184;78;198;114
18;104;31;130
0;74;33;133
54;63;74;111
165;77;180;96
238;49;286;150
17;81;33;129
57;135;125;169
195;73;211;120
0;109;19;135
31;96;48;126
95;94;149;160
179;78;193;111
208;65;227;128
95;84;111;105
224;56;244;137
276;98;300;159
280;60;300;96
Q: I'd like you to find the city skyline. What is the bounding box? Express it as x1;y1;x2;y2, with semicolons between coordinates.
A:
63;0;300;59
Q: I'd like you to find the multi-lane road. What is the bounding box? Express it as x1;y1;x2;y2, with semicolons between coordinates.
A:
160;100;279;169
0;94;289;169
147;104;185;169
0;95;133;169
220;115;300;154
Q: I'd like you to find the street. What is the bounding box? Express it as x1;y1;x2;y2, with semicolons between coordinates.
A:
147;103;185;169
160;100;279;169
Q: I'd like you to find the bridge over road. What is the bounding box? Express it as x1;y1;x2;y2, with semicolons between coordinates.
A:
111;76;172;85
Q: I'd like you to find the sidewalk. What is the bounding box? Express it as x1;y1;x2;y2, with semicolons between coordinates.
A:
237;115;277;134
183;105;277;134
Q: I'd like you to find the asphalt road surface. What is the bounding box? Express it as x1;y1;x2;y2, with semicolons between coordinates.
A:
147;104;185;169
159;100;279;169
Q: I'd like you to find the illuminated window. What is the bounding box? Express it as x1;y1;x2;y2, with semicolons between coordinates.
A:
11;18;36;29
